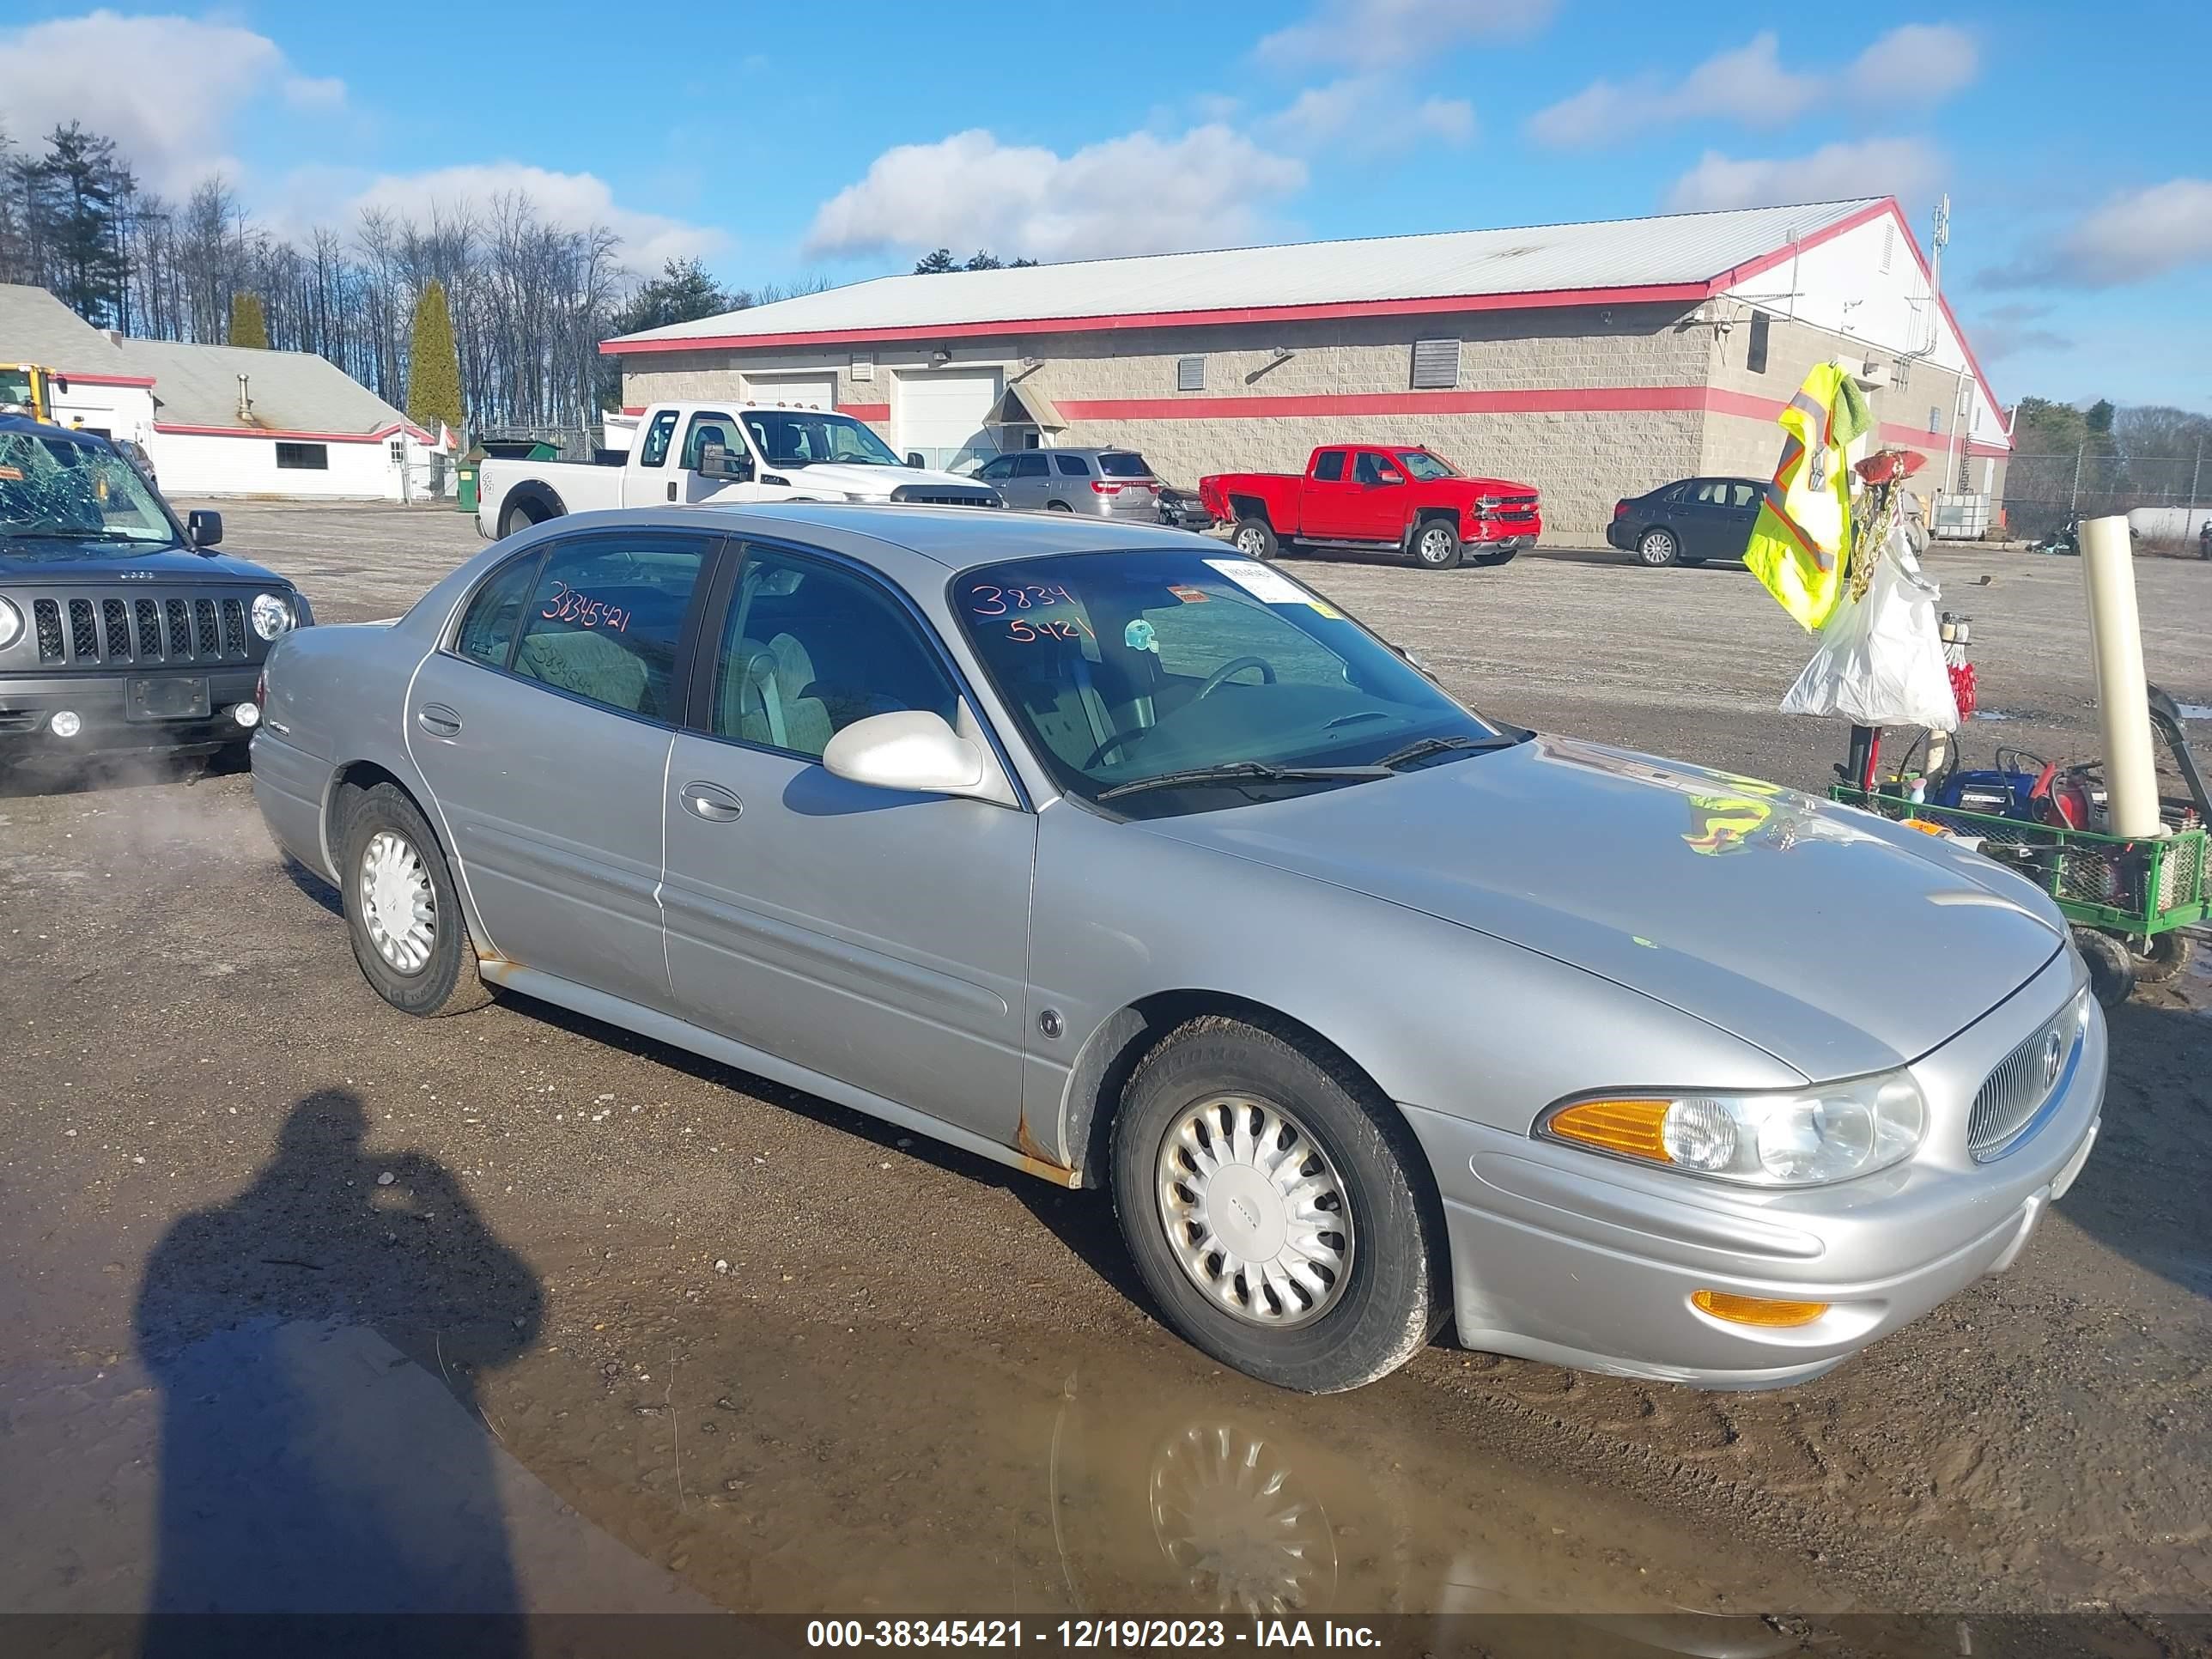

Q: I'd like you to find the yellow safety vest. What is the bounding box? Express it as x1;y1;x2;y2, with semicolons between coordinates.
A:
1744;362;1873;632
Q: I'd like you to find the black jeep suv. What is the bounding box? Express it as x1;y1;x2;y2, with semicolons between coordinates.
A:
1;415;311;764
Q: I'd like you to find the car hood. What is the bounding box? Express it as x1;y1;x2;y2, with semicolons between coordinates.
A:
1438;476;1537;496
0;542;287;584
783;461;979;496
1136;736;2063;1079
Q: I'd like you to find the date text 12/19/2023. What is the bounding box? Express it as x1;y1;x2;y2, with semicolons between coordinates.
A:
805;1620;1385;1650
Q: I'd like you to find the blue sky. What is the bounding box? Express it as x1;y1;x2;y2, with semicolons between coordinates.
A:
5;1;2209;414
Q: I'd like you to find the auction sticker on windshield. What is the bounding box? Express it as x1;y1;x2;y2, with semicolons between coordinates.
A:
1204;558;1315;605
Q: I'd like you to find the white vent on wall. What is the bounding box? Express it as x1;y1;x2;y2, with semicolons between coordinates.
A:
1881;222;1895;274
1176;356;1206;392
1411;337;1462;390
850;351;873;383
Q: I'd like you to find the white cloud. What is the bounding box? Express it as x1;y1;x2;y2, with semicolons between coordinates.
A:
802;126;1308;263
1264;76;1475;152
282;75;349;111
1967;301;2074;362
1258;0;1554;71
337;163;728;271
0;10;344;195
1529;25;1976;149
1984;178;2212;289
1666;138;1943;212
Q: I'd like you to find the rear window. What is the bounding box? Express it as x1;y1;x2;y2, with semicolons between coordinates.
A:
1097;452;1152;477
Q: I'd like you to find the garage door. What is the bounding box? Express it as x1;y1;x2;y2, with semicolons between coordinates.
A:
739;374;836;411
894;369;1002;472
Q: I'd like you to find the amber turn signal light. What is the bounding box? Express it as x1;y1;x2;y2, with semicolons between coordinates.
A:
1546;1097;1671;1162
1692;1290;1829;1328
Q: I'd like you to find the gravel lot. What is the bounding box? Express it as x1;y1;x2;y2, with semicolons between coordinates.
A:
2;501;2207;1643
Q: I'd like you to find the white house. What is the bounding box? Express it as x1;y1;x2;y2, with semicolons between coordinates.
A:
113;338;456;501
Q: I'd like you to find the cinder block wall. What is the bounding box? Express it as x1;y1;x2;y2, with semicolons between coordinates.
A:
624;302;1723;543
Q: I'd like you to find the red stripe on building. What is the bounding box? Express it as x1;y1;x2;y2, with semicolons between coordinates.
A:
599;283;1717;356
155;420;438;445
836;402;890;422
1056;386;1712;422
58;372;159;388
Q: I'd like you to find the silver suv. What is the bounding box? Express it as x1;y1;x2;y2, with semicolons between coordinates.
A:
975;447;1162;520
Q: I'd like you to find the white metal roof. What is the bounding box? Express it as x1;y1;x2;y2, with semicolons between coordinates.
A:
612;199;1881;347
0;282;131;368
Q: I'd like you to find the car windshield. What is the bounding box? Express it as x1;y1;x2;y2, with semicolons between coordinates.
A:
740;410;902;468
954;550;1504;817
0;428;178;553
1096;451;1153;477
1394;450;1458;481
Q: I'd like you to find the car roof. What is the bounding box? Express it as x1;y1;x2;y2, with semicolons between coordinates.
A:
617;501;1212;574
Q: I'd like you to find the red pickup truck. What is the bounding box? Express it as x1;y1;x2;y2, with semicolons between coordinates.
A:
1198;444;1541;572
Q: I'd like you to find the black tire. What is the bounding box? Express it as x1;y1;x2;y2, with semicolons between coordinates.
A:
1466;542;1520;568
2130;930;2193;985
1409;518;1462;571
339;782;488;1018
1109;1016;1448;1394
1637;527;1680;568
1045;500;1074;513
500;501;538;539
1230;517;1279;561
2073;927;2136;1008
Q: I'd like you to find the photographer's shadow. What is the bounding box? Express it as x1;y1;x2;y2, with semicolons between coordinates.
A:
133;1090;542;1639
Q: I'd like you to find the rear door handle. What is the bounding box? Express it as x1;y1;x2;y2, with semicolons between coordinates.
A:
681;781;743;823
416;703;462;737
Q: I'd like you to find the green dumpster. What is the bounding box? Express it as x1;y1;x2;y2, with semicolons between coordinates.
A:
456;463;479;514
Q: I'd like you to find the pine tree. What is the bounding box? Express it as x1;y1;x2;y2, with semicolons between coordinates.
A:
406;278;464;436
228;291;269;348
913;248;958;274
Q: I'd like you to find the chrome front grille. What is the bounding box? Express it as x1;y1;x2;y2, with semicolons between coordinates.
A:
1968;999;2083;1160
10;586;267;669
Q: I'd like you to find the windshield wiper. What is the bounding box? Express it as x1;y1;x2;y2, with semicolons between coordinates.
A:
1374;732;1523;771
1097;760;1389;802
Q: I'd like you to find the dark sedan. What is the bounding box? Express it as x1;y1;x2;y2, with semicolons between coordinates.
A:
1607;477;1764;568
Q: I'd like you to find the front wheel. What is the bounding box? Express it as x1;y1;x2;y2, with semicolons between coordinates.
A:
1637;527;1680;568
1111;1018;1447;1394
1231;517;1279;560
2130;930;2192;985
2074;927;2136;1007
1409;520;1462;571
340;782;487;1017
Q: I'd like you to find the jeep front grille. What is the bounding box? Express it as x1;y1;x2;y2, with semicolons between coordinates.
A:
12;586;268;669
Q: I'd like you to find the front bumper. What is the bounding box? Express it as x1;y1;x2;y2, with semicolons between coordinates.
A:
1;666;262;757
1467;512;1542;544
1401;951;2106;1388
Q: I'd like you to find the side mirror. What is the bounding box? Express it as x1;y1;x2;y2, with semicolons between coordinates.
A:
822;710;986;795
699;441;751;482
906;452;926;469
186;508;222;548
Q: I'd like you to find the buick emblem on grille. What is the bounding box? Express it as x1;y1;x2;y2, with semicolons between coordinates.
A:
2040;1029;2064;1091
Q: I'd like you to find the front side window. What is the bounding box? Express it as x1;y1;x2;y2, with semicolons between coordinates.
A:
711;547;959;761
954;550;1501;818
1054;453;1091;477
739;410;902;468
638;410;680;468
0;428;177;551
507;534;708;720
1352;452;1403;486
680;412;740;470
1394;451;1457;482
975;455;1017;482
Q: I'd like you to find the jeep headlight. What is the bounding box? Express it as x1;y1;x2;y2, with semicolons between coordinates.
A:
1540;1070;1927;1187
0;597;21;651
251;592;295;641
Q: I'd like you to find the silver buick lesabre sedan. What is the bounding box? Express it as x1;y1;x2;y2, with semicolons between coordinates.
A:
252;506;2104;1394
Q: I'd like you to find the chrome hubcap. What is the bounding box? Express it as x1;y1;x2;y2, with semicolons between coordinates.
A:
1151;1423;1335;1615
1419;528;1451;562
359;830;436;975
1156;1097;1352;1327
1235;526;1267;555
1644;533;1672;562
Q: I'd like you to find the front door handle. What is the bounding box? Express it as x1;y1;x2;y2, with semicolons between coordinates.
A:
681;781;743;823
666;481;678;501
416;703;462;737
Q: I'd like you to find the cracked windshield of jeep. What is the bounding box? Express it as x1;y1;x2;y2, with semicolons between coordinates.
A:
1;428;175;550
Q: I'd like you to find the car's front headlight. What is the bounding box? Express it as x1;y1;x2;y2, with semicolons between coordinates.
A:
1540;1069;1928;1187
251;592;296;641
0;597;21;652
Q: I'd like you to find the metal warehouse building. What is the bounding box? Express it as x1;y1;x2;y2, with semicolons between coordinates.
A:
604;197;2010;544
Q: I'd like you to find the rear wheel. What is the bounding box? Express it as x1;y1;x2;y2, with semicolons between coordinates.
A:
1110;1017;1447;1394
500;501;541;539
1046;500;1074;514
1231;518;1279;561
1637;527;1680;568
2130;930;2192;985
1410;520;1462;571
2074;927;2136;1007
340;783;487;1017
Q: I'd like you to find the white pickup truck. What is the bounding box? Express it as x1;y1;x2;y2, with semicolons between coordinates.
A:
476;400;1003;538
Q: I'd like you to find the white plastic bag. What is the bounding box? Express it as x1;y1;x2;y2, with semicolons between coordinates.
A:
1780;528;1959;730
